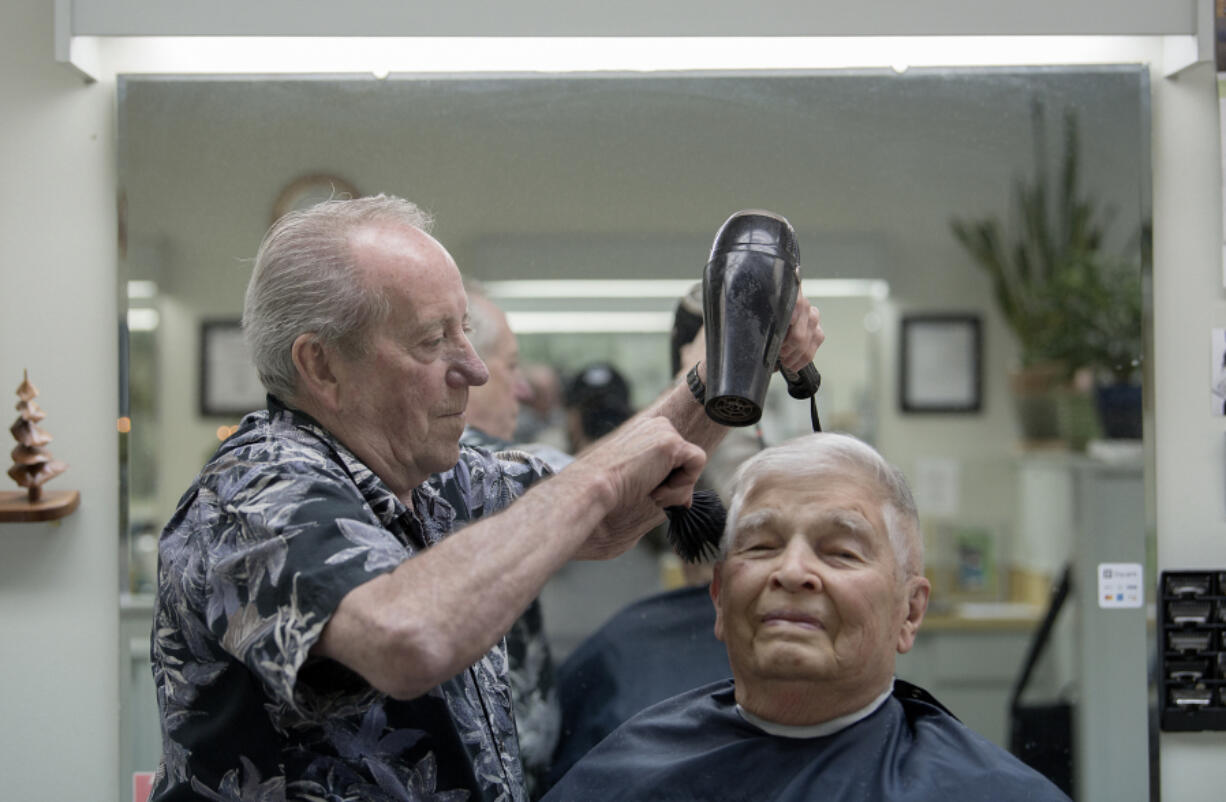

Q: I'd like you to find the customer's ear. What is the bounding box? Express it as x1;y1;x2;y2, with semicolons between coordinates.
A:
895;576;930;654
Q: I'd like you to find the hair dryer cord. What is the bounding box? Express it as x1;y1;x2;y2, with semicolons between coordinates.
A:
780;363;822;432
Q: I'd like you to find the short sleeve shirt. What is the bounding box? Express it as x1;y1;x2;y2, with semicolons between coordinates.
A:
149;397;552;802
459;427;563;798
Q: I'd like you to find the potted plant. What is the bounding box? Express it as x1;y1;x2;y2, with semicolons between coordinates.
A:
950;101;1144;444
1053;228;1145;439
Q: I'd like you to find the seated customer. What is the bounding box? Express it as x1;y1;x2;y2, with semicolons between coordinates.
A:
545;432;1070;801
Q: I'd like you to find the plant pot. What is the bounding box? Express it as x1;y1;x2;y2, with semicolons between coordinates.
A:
1056;386;1100;453
1009;363;1069;446
1094;382;1142;440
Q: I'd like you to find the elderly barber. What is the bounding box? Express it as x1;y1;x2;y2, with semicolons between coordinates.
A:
545;432;1070;801
148;195;823;801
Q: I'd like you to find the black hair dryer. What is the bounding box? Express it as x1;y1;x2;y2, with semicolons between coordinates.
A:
702;209;822;430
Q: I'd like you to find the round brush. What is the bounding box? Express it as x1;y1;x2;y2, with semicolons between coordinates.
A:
664;489;726;563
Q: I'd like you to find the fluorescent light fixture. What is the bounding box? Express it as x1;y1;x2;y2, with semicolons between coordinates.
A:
507;311;673;333
801;279;890;299
484;278;888;300
127;308;160;331
90;35;1167;77
126;280;158;299
485;280;696;299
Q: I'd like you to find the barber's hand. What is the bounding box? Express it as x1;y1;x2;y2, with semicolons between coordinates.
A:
570;416;706;559
777;290;824;373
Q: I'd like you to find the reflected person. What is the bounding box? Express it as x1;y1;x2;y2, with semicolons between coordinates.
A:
669;280;763;504
147;194;825;801
461;279;569;797
563;362;635;454
515;362;570;453
545;432;1070;801
462;280;572;470
549;281;768;784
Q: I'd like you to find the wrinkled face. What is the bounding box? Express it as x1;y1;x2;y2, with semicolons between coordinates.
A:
465;299;532;441
712;470;921;696
331;224;489;492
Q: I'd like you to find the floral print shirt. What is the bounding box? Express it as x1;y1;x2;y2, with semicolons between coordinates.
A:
149;398;551;801
459;427;562;800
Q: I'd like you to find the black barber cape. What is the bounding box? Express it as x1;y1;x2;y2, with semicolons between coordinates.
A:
549;585;732;786
543;679;1070;802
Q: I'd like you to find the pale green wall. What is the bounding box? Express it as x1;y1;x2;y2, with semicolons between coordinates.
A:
1151;58;1226;800
0;0;119;797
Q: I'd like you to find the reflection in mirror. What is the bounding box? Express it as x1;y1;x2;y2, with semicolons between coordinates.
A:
117;67;1151;800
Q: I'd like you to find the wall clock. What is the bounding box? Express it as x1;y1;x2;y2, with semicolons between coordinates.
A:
271;173;360;224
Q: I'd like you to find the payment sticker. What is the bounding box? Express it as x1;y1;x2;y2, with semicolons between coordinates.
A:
1097;563;1143;609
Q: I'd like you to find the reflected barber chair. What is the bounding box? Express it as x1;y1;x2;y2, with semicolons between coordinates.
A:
1008;563;1075;796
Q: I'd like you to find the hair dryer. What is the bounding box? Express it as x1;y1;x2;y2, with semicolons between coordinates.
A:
701;209;821;428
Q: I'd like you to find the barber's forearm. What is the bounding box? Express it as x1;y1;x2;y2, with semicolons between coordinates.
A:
640;361;728;456
321;465;614;700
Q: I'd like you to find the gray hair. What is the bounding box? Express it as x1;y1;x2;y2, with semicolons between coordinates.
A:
462;278;500;359
243;194;434;402
722;432;923;578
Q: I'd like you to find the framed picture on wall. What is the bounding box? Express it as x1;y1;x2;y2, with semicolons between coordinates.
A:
199;320;265;417
899;314;982;413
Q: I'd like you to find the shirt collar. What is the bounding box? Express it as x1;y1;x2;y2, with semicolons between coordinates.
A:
461;425;513;452
266;394;421;528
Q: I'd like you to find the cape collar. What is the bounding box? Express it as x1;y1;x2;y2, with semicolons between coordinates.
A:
735;680;895;739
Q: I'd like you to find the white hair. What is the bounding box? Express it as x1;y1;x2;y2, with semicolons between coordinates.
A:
242;194;434;402
722;432;923;577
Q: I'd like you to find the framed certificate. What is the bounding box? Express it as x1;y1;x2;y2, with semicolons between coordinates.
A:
199;320;265;417
899;314;982;413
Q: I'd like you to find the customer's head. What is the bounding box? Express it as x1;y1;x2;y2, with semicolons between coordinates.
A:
243;194;489;496
711;432;929;723
463;279;532;441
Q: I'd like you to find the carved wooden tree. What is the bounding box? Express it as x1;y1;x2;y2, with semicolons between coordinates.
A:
8;370;66;502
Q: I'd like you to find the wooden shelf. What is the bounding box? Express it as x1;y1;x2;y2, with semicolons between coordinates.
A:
0;489;80;522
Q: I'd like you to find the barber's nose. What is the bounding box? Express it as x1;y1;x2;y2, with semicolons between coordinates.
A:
448;341;489;388
770;538;821;593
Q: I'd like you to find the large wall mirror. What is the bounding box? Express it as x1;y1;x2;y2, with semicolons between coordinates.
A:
116;66;1152;799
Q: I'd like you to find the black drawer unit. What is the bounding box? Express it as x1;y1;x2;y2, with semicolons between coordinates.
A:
1159;570;1226;731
